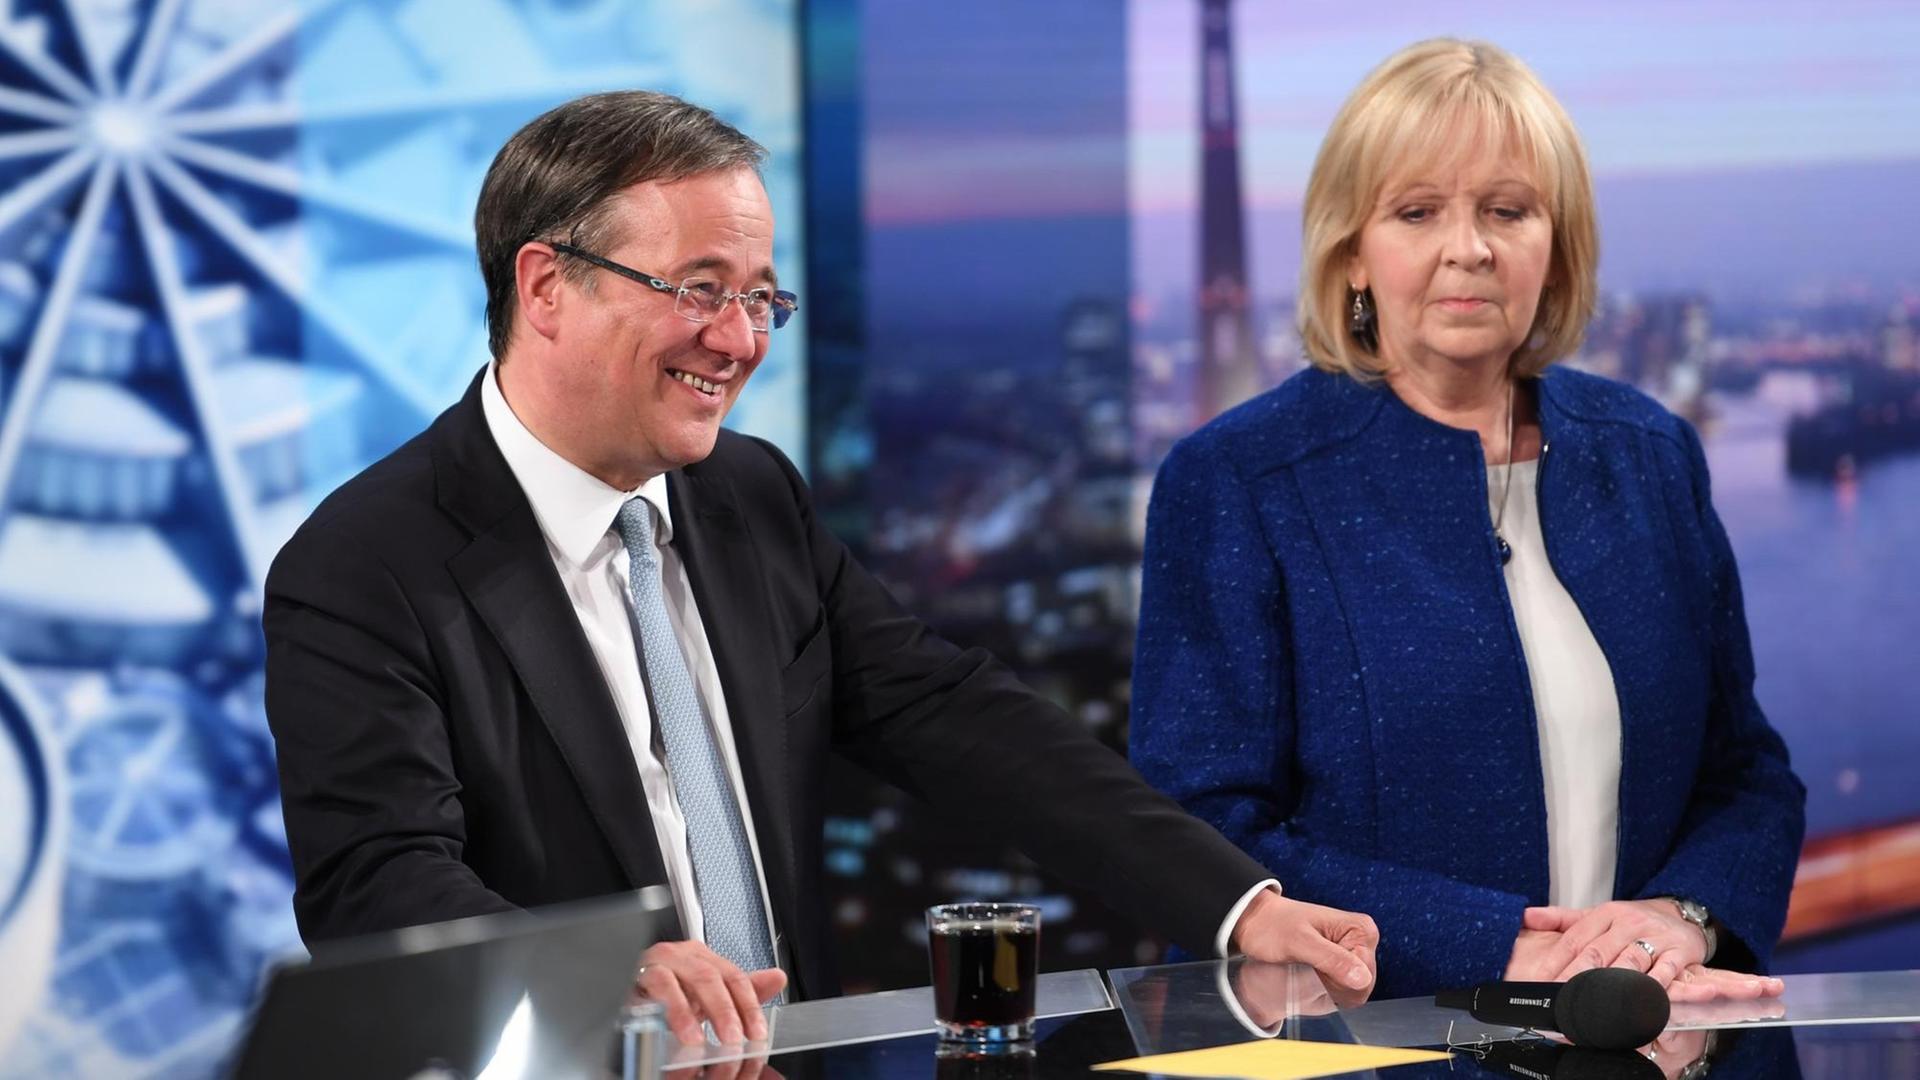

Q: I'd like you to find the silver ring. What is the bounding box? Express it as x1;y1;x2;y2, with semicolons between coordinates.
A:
1633;939;1658;961
636;962;654;982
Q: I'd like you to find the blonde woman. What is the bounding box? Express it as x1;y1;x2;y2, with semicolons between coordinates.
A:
1131;39;1803;1002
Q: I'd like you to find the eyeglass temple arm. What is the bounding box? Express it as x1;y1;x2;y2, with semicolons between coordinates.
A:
548;242;676;294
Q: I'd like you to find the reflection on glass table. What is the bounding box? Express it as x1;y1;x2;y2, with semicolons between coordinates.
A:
648;1010;1918;1079
684;1009;1140;1080
1106;958;1920;1080
1431;1026;1809;1080
653;969;1113;1072
1108;957;1399;1057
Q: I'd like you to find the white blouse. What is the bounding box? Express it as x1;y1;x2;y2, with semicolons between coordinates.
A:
1491;459;1622;909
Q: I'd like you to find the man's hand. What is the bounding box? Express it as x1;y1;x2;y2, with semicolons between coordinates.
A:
1230;957;1373;1031
1231;960;1311;1030
633;940;787;1045
665;1057;785;1080
1230;890;1378;995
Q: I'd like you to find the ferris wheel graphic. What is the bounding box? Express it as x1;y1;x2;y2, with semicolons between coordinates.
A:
0;1;691;631
0;1;798;1075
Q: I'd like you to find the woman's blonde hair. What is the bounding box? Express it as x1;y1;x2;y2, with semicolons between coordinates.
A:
1297;39;1597;379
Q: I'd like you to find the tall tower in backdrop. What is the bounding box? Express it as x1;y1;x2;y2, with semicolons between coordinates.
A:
1196;0;1258;422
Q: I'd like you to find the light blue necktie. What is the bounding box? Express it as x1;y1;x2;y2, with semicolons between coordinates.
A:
616;497;777;977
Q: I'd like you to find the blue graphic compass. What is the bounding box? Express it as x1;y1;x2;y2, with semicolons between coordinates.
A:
0;2;801;1075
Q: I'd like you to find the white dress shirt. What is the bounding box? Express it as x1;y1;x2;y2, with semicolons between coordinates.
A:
482;365;779;964
1493;459;1622;909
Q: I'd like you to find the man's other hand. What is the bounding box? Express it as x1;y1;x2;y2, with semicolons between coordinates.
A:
1230;889;1379;996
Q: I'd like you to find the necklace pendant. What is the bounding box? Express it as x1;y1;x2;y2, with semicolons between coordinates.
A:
1496;534;1512;565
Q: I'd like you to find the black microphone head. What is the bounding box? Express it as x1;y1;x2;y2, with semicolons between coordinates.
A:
1552;969;1670;1051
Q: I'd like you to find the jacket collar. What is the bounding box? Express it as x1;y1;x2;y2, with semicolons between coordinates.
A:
1301;364;1588;462
479;362;673;567
431;368;671;895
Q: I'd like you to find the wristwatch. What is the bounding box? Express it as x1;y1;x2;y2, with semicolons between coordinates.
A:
1670;896;1717;962
1677;1029;1720;1080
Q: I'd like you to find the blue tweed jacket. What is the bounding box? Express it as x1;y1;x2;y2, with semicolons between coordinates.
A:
1130;365;1805;998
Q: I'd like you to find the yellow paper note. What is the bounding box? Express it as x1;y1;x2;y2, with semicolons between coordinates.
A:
1092;1038;1451;1080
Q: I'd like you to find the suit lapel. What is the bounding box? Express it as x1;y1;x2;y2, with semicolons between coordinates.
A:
434;372;667;893
667;468;802;946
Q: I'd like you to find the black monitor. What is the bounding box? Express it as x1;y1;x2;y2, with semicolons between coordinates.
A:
228;888;675;1080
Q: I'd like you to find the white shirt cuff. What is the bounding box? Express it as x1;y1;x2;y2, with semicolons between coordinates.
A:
1214;878;1282;959
1215;958;1286;1038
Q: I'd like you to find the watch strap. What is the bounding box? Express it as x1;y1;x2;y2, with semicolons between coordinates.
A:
1669;896;1717;963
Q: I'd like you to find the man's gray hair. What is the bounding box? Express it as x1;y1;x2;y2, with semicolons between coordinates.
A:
474;90;767;360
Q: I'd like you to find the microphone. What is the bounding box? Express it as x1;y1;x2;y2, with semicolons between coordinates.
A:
1434;969;1669;1051
1470;1039;1662;1080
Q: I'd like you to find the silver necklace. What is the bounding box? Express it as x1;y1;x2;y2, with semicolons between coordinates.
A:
1492;378;1516;565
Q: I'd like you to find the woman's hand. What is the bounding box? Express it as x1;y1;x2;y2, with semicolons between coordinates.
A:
1665;963;1784;1004
1640;1028;1711;1080
1503;928;1565;980
1522;900;1708;987
1508;920;1783;1004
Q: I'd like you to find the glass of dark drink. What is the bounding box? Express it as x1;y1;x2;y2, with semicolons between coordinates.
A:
926;902;1041;1045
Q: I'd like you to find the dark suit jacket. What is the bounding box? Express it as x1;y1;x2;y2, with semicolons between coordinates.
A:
1132;366;1805;997
265;369;1268;999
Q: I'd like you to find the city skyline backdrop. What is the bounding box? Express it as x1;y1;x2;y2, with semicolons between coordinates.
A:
862;2;1920;346
847;0;1920;988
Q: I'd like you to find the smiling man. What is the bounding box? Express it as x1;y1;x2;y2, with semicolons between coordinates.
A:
263;91;1380;1047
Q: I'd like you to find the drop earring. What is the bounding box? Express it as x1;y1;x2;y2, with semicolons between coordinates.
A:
1348;288;1375;341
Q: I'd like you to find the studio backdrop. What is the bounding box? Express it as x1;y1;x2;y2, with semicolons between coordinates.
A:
0;2;803;1075
814;0;1920;991
1;1;1916;1076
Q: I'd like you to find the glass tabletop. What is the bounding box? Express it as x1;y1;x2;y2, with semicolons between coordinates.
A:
603;960;1920;1078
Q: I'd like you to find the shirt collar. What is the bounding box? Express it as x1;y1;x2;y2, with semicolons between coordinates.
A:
480;362;673;566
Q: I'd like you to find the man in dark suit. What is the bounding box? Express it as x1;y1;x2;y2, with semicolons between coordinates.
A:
265;90;1379;1047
